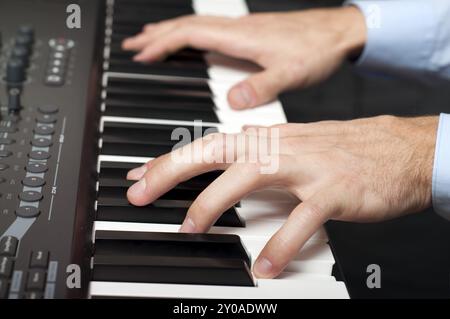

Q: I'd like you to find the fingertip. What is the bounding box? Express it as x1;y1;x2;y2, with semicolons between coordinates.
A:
122;38;133;50
253;257;277;279
227;82;255;110
126;178;148;206
179;217;196;233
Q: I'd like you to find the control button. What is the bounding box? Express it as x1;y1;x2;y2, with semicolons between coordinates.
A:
26;163;48;174
25;291;43;299
0;279;8;299
36;114;57;124
30;251;49;268
0;236;18;257
0;138;15;145
27;270;46;290
1;114;21;123
45;75;64;86
33;125;54;135
15;206;40;218
0;257;14;278
19;191;43;202
48;66;64;76
49;59;65;68
22;176;45;187
38;105;59;114
29;151;50;160
0;150;12;158
0;164;9;171
0;126;18;133
31;137;52;147
50;51;65;60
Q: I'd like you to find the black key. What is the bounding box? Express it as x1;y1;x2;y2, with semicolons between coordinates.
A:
34;125;55;135
93;254;253;287
103;104;219;123
19;191;43;202
93;231;253;286
0;257;14;278
25;291;43;299
30;251;49;268
22;176;45;187
31;137;53;147
0;138;15;145
29;151;50;160
36;114;57;124
96;204;244;227
99;162;222;189
98;185;201;202
0;163;9;171
0;236;18;257
27;270;46;290
107;76;211;95
26;163;48;173
15;206;40;218
38;105;59;114
101;122;217;157
108;59;208;79
0;279;8;299
95;231;250;264
0;150;12;158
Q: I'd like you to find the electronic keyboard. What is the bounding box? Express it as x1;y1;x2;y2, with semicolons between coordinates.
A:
0;0;348;298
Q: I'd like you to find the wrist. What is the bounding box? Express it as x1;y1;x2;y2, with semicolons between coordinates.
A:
334;6;366;59
413;116;439;210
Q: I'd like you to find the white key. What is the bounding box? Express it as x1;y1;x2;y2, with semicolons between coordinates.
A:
89;279;349;299
94;220;327;243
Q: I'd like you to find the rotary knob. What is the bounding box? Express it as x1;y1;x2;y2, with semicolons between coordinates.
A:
11;46;30;68
6;59;26;83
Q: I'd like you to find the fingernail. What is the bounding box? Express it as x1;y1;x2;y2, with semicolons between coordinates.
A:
229;84;253;109
253;257;273;277
133;54;144;61
179;217;196;233
127;164;148;180
128;178;147;198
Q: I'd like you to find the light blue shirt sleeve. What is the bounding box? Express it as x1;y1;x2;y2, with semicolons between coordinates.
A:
433;114;450;221
345;0;450;82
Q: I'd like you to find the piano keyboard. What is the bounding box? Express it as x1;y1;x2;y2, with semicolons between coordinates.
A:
89;0;349;299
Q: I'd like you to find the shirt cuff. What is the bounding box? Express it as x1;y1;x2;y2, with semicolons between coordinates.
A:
432;113;450;221
344;0;436;78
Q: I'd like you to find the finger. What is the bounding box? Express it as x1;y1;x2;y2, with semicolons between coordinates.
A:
127;132;250;206
122;15;194;51
253;189;341;278
179;155;289;233
227;66;301;109
132;20;256;62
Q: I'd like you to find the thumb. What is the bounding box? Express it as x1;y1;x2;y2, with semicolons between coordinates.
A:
227;67;292;110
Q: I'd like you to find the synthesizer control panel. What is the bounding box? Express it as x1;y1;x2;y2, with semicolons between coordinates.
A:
0;0;103;298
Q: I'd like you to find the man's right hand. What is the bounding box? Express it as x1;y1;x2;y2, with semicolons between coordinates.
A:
122;7;366;110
